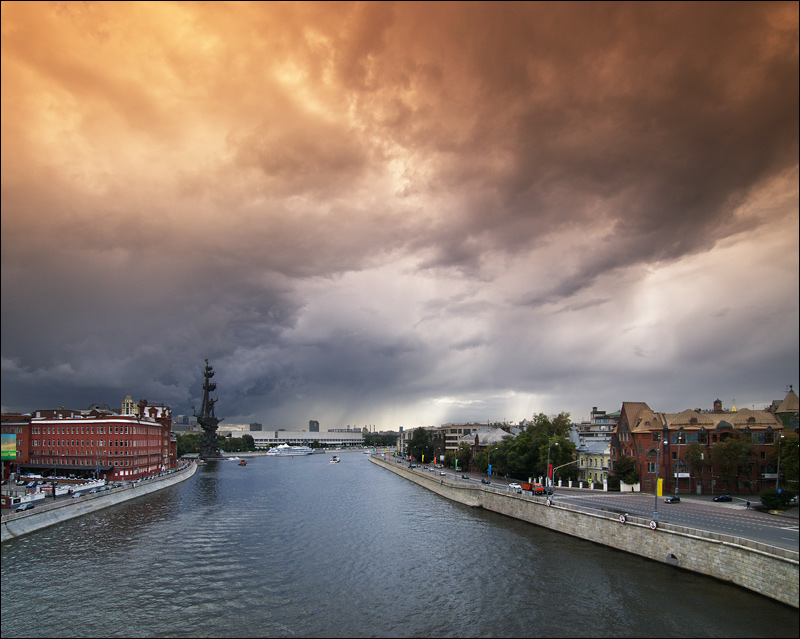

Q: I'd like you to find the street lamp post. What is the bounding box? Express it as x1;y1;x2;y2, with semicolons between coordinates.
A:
553;460;578;491
546;439;559;491
775;435;785;491
653;441;661;523
675;431;681;494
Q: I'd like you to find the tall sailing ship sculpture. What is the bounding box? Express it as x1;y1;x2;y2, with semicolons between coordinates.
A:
195;359;224;460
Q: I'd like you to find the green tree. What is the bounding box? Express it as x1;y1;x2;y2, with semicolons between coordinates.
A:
454;442;472;471
406;427;434;463
537;434;575;480
492;413;575;481
760;487;797;510
772;434;799;492
551;412;573;437
529;411;572;440
685;441;705;489
710;438;753;492
364;432;399;448
475;443;507;475
176;432;202;457
503;427;539;479
610;456;639;488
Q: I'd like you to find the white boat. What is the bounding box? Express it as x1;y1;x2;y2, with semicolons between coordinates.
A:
330;455;340;463
265;444;314;456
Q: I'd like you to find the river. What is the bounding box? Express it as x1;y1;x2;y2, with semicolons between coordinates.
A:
1;451;797;638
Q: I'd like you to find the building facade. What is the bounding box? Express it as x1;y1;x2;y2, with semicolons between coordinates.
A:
576;440;611;486
611;392;795;494
247;430;363;449
570;407;617;486
399;423;487;462
1;402;177;483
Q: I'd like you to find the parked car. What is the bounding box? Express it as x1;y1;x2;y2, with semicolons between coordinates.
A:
664;496;681;503
713;495;732;502
481;478;491;484
14;503;35;512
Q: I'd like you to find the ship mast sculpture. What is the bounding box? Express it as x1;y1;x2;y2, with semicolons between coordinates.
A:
195;359;224;459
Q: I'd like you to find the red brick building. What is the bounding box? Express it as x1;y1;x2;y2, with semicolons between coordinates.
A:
611;393;795;494
1;403;177;483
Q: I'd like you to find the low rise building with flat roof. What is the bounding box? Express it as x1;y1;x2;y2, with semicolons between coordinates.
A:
247;430;363;449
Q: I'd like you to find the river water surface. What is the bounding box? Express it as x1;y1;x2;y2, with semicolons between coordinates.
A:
1;452;797;638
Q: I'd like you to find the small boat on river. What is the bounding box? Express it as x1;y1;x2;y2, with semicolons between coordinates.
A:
330;455;340;463
238;459;247;466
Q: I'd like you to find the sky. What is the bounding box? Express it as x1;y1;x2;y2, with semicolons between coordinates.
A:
2;1;798;431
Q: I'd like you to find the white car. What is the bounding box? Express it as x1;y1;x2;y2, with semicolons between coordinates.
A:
508;483;522;490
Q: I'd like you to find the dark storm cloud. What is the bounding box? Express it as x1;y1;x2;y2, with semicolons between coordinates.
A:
377;2;799;287
1;2;797;425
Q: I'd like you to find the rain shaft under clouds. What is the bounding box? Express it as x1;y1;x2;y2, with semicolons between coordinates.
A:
1;1;798;427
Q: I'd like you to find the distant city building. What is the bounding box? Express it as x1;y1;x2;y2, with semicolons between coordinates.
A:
247;430;363;448
309;420;319;432
398;422;503;463
250;422;263;431
576;439;611;485
172;414;199;433
121;394;138;416
570;407;616;486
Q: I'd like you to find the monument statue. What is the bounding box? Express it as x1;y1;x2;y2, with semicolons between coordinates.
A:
195;359;224;459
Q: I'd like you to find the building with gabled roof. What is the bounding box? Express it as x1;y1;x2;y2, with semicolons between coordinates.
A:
611;395;789;494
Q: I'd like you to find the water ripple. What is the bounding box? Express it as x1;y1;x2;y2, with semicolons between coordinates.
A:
3;454;798;638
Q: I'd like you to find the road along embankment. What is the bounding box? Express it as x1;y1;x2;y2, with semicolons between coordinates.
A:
371;456;799;608
1;462;197;543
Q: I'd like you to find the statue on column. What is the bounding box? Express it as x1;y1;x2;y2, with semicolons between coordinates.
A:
195;359;224;459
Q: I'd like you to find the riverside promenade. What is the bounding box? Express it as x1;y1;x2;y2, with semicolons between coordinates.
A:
370;455;799;608
1;461;197;542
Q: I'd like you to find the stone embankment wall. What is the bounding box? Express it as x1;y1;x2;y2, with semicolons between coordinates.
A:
1;462;197;542
371;457;799;609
